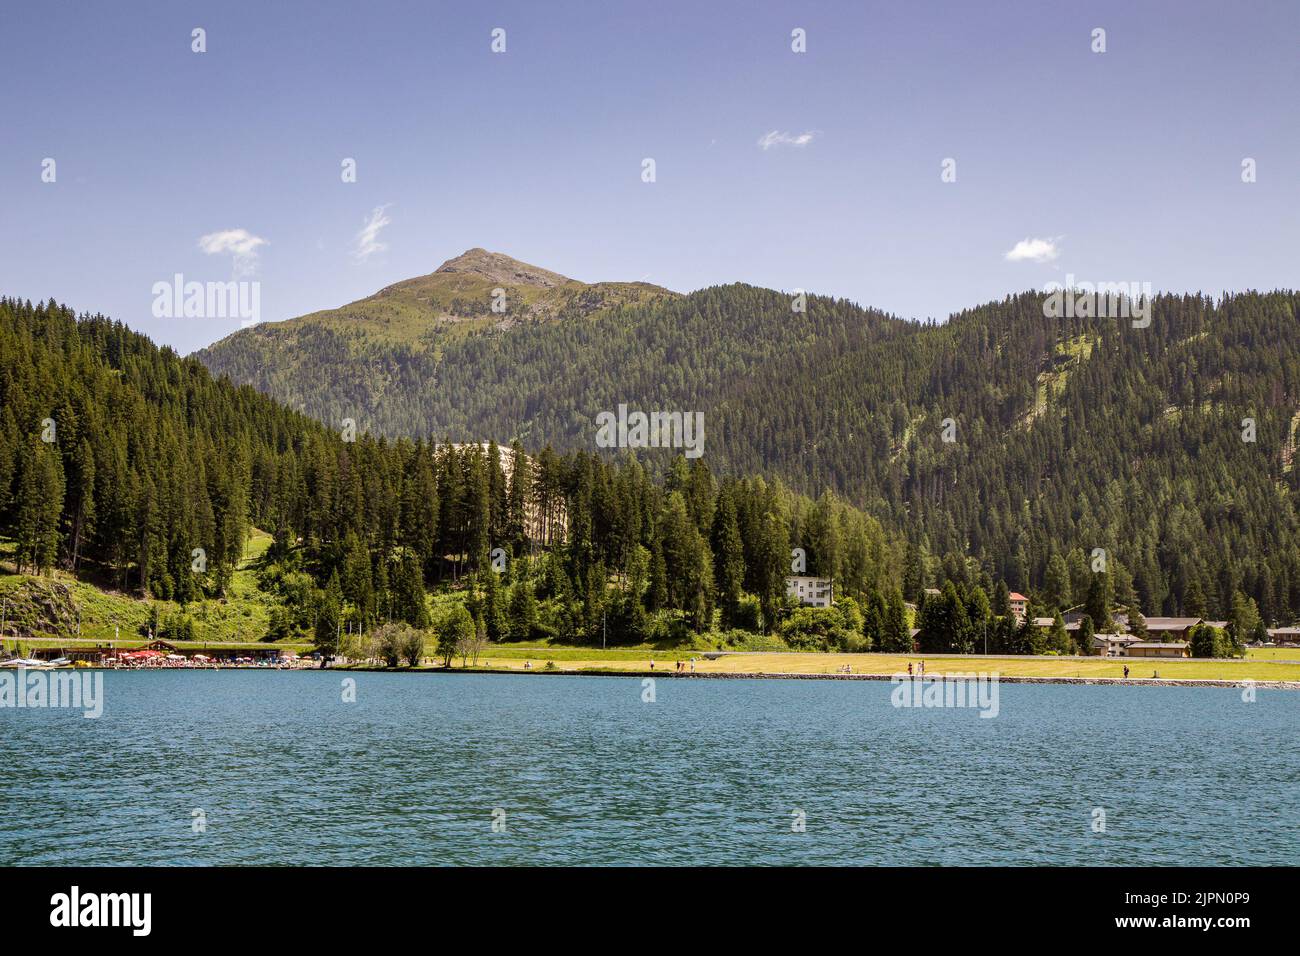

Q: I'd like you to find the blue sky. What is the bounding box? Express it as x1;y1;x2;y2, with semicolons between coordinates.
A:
2;0;1297;353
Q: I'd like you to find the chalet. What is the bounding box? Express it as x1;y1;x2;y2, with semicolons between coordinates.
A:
1139;618;1201;643
1033;615;1087;636
1064;610;1126;631
1266;627;1300;646
1127;641;1191;659
786;576;833;608
1091;633;1140;657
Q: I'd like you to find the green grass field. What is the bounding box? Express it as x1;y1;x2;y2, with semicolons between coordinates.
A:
1245;647;1300;661
427;645;1300;683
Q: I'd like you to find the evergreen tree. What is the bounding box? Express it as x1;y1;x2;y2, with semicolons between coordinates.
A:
392;552;431;628
13;440;63;574
711;486;746;627
881;587;912;653
1084;572;1113;634
508;577;539;642
1078;614;1096;655
315;571;343;650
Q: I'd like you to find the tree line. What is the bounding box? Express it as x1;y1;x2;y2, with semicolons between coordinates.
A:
2;295;1295;656
199;283;1300;627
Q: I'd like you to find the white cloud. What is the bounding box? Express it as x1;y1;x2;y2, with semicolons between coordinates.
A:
198;228;267;277
757;130;817;150
353;205;392;262
1004;237;1061;264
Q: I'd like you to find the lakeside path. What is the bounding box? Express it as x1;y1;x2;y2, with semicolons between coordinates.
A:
347;650;1300;689
451;669;1300;690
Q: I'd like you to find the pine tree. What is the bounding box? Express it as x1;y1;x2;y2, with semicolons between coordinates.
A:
315;571;343;650
1126;605;1148;640
508;578;539;642
392;552;431;628
1044;552;1071;611
1084;572;1113;633
711;487;746;627
881;587;911;652
1078;614;1096;655
13;440;63;574
482;565;507;641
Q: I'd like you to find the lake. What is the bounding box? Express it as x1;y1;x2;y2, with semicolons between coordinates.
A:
1;671;1296;865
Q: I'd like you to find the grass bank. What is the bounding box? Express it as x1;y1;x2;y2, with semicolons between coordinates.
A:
422;648;1300;683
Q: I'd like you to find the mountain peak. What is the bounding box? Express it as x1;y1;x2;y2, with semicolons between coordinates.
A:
433;248;573;289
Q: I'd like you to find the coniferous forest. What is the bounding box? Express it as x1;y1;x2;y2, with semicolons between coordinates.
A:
3;286;1299;654
201;277;1300;628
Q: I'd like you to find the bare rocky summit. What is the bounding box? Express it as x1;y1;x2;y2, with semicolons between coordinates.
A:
433;248;573;289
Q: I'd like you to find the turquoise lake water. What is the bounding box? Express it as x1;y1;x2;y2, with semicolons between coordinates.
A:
1;671;1296;865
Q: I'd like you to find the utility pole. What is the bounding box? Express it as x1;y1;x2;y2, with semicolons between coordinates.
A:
602;611;607;651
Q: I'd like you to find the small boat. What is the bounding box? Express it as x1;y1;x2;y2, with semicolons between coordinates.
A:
0;658;51;668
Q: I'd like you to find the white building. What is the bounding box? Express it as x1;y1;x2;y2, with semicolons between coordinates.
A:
787;576;833;608
1091;633;1140;657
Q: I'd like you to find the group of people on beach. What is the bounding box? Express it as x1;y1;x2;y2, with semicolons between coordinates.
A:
906;661;927;677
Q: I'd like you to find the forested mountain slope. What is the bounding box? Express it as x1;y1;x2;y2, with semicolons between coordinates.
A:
198;253;1300;622
0;296;904;646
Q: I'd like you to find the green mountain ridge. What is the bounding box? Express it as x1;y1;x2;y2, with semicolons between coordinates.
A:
195;253;1300;622
206;247;676;350
0;295;904;647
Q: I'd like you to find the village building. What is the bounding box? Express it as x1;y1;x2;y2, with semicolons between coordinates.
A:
1126;641;1191;659
1008;592;1028;621
1091;633;1140;657
1138;617;1201;643
786;576;833;608
1266;626;1300;646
